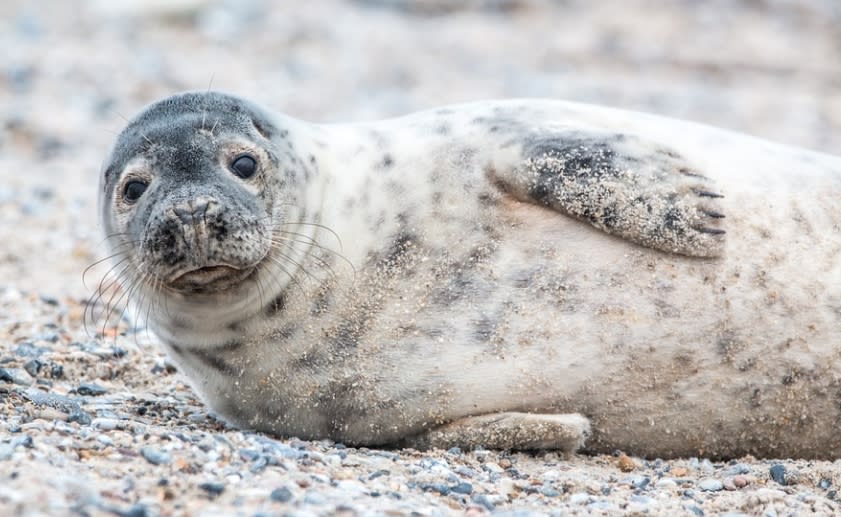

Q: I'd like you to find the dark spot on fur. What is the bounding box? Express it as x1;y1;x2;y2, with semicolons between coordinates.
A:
473;315;496;343
379;154;394;169
189;350;239;376
265;293;286;316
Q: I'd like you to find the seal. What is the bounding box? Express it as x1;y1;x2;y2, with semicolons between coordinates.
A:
97;91;841;459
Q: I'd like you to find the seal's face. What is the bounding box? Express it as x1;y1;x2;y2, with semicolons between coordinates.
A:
100;92;291;298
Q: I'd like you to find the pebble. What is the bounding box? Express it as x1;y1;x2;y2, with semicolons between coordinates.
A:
655;478;678;489
471;494;495;511
451;482;473;495
569;492;590;504
698;478;724;492
199;482;225;497
733;475;750;488
92;418;121;431
270;486;294;503
0;444;14;461
140;447;170;465
617;454;636;472
631;475;651;489
77;383;108;396
0;367;33;386
769;464;787;485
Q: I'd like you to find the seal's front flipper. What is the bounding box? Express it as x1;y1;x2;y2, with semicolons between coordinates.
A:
400;412;591;452
491;130;726;258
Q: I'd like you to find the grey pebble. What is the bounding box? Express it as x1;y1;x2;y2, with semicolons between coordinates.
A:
140;446;170;465
725;463;751;475
588;501;618;511
303;491;326;505
698;478;724;492
12;435;33;449
23;389;80;413
0;367;33;386
819;479;832;490
270;486;293;503
0;443;14;461
539;485;560;497
769;464;787;485
92;418;121;431
569;492;590;504
472;493;495;511
199;482;225;497
13;342;47;358
686;504;705;516
630;494;654;505
77;383;108;396
631;475;651;489
451;482;473;495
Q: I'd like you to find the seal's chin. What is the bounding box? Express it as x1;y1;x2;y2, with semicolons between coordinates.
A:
168;265;256;294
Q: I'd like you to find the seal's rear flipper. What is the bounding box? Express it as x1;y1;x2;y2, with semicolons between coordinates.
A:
490;130;726;258
400;412;591;452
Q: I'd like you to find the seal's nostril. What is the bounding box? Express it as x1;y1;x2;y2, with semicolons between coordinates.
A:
174;199;211;223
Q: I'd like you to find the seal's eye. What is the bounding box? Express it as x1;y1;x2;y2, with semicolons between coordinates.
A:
123;180;148;203
231;154;257;179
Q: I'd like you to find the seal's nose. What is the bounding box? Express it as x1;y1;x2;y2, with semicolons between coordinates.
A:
173;198;211;224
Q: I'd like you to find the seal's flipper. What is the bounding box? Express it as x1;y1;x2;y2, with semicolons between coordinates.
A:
400;412;591;452
492;131;726;258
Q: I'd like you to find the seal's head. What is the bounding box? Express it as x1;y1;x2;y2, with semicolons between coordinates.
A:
99;91;301;304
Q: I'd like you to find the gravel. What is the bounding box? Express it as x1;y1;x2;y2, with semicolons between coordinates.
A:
2;0;841;515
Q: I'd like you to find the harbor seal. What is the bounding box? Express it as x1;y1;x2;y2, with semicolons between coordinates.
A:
97;91;841;459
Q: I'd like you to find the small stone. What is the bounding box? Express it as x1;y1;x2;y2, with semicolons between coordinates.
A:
199;482;225;497
723;477;737;491
617;453;636;472
472;494;495;511
77;383;108;396
540;485;560;497
630;494;654;505
698;478;724;492
686;504;705;516
451;482;473;495
12;435;33;449
68;410;92;425
92;418;120;431
569;492;590;504
270;486;293;502
655;478;677;489
631;476;650;489
446;447;462;455
0;368;33;386
769;464;787;485
13;342;47;358
819;479;832;490
672;467;688;477
498;458;512;469
140;447;170;465
115;503;149;517
0;444;14;461
725;463;750;476
421;483;450;495
303;491;326;505
23;359;42;377
733;475;749;488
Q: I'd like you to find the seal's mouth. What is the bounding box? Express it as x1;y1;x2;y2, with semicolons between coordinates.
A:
168;265;256;293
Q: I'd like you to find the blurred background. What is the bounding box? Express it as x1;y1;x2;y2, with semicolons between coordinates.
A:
1;0;840;297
